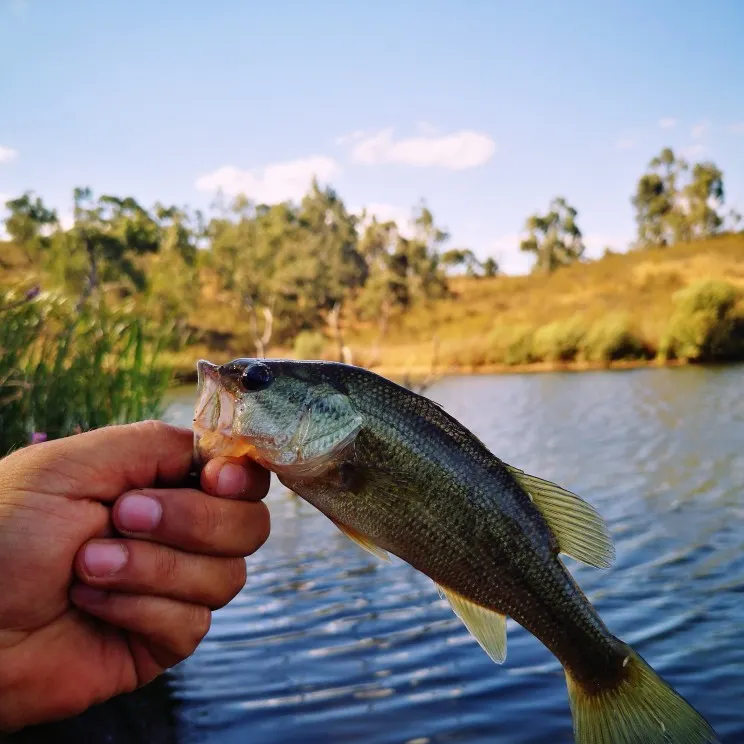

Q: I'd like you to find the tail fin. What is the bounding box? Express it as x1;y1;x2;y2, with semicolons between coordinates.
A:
565;644;719;744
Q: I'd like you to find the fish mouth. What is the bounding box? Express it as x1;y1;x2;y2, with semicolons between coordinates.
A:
193;360;258;467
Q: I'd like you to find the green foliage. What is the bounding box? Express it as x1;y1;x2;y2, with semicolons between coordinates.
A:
0;289;174;455
293;330;327;360
583;315;648;362
632;148;726;247
532;316;588;362
486;324;536;365
520;197;585;274
660;279;744;362
4;192;58;263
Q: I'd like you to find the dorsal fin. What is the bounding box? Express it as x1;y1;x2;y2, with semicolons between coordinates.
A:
330;518;390;561
505;465;615;569
436;583;508;663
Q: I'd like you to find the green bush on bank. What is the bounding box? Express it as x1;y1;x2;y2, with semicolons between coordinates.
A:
659;279;744;362
583;314;648;362
532;316;587;362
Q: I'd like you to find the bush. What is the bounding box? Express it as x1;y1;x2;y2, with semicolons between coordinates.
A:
659;279;744;362
583;314;648;362
293;330;327;360
532;316;587;362
0;288;174;455
486;324;536;365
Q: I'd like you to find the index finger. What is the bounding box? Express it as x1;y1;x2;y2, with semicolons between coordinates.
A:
2;420;195;501
199;457;271;501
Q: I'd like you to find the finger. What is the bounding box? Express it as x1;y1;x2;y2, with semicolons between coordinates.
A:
3;420;195;501
76;539;247;610
200;456;271;501
70;585;211;673
112;488;270;557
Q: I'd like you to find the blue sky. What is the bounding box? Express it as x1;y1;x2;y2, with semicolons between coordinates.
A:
2;0;744;273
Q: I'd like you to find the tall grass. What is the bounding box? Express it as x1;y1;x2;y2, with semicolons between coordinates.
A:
1;288;176;455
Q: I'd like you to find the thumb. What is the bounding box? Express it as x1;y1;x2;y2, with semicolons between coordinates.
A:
2;420;195;502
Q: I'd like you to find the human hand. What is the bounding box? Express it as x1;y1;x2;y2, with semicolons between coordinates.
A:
0;420;270;732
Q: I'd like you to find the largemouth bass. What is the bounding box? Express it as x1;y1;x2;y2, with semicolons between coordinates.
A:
192;357;719;744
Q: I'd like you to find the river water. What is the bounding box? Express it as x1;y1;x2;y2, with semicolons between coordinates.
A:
161;366;744;743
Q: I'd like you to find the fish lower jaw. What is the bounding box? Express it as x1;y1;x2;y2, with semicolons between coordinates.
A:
193;427;263;466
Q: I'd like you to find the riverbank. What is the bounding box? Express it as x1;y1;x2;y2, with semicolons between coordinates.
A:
163;232;744;382
170;355;700;386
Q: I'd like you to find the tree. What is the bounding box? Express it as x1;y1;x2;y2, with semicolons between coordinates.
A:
520;197;585;274
683;162;724;239
3;192;58;263
145;205;202;324
482;257;499;277
632;148;687;247
69;188;161;300
632;148;727;247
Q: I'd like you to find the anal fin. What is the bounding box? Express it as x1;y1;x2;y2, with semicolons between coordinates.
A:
437;583;507;664
505;464;615;569
331;518;390;562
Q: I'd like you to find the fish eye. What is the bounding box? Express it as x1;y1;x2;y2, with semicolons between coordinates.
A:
239;362;273;392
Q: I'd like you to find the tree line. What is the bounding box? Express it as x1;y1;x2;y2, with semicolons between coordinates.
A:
519;147;741;272
2;146;742;357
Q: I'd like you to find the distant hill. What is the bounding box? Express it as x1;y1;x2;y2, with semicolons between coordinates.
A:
4;233;744;381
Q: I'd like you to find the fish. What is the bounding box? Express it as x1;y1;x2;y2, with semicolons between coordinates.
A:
192;357;719;744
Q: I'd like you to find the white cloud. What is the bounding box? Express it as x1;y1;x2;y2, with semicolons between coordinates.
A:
351;202;417;239
615;138;635;150
0;145;18;163
690;121;709;139
658;118;677;130
194;155;340;203
350;127;496;170
335;129;367;146
728;122;744;135
682;143;706;159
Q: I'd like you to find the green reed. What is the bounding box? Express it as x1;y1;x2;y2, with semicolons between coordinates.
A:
1;287;176;455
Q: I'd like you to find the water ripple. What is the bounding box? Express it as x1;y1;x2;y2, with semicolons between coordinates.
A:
163;366;744;743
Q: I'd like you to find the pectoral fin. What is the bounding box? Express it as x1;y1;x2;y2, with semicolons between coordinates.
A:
437;584;508;664
506;465;615;569
331;518;390;561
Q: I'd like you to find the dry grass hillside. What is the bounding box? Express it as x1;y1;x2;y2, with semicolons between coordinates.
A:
341;233;744;377
4;233;744;380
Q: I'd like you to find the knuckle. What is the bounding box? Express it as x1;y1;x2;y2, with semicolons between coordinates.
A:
153;546;180;583
135;419;174;439
246;503;271;553
189;605;212;646
164;604;211;661
207;558;248;610
195;498;225;548
215;558;247;607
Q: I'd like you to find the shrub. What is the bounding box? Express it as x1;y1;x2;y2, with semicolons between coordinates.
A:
583;314;648;362
532;316;588;362
659;279;744;362
486;324;537;365
293;330;327;360
1;289;174;455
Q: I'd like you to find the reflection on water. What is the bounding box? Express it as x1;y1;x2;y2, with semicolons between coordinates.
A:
162;366;744;743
